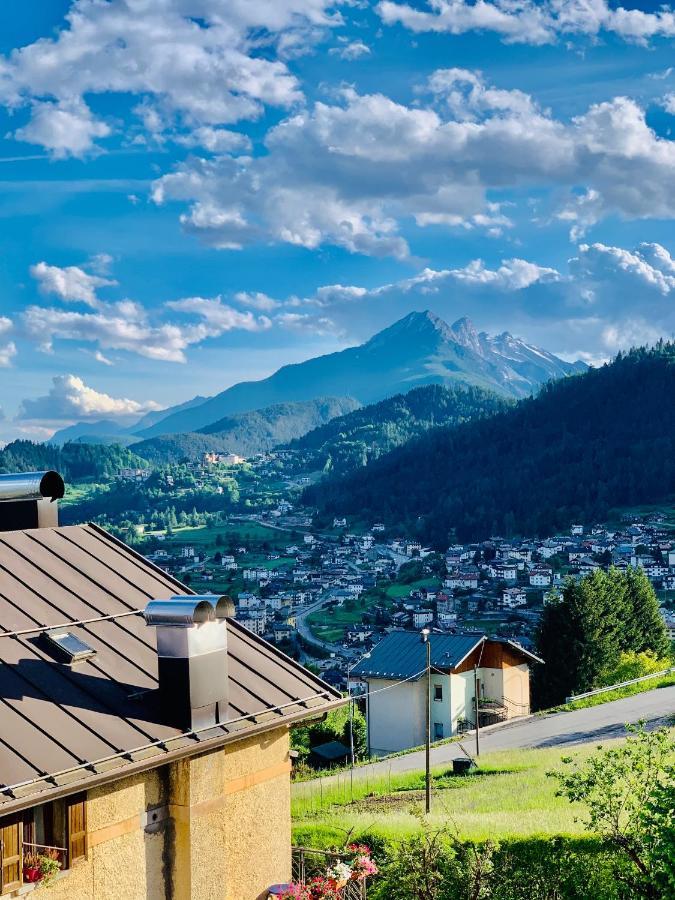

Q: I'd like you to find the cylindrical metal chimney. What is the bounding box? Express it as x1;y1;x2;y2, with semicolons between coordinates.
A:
0;470;65;531
143;595;234;732
0;471;65;502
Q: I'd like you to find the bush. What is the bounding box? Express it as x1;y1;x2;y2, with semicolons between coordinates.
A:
368;833;628;900
602;650;670;685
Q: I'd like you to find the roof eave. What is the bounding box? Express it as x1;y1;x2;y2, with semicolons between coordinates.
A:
0;694;347;817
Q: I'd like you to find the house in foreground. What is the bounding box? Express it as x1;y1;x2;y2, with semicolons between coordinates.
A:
351;631;542;756
0;472;343;899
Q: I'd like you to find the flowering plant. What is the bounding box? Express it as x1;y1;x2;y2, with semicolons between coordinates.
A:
326;861;352;884
345;844;378;880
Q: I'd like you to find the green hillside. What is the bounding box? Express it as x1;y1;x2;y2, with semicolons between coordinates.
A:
290;383;511;475
0;440;148;481
132;396;360;463
305;344;675;544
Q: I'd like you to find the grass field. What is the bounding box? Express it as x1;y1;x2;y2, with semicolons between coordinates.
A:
292;741;628;846
147;520;293;552
385;578;440;599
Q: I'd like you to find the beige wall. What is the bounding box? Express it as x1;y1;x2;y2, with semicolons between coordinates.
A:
20;727;291;900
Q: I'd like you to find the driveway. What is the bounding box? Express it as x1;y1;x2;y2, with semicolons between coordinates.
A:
300;685;675;787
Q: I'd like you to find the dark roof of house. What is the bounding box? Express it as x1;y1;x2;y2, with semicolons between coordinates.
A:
351;630;542;680
0;524;344;814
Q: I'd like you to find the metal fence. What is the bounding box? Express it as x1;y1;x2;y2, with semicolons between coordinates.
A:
292;847;367;899
565;667;675;703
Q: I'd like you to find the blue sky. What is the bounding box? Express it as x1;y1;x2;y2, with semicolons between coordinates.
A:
1;1;675;440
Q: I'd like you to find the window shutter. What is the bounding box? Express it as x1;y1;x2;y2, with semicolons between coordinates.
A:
0;814;22;893
67;794;87;867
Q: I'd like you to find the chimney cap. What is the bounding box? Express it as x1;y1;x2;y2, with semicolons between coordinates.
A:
0;470;65;503
144;594;234;627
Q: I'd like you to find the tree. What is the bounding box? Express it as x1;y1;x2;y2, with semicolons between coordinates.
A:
534;568;669;708
622;567;670;658
551;724;675;898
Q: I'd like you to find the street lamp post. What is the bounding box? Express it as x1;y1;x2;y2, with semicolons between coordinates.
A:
421;627;431;814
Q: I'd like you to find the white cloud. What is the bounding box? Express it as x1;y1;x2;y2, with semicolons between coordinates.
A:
18;374;161;423
165;296;272;331
663;93;675;115
13;98;110;158
328;39;371;59
0;0;343;156
153;72;675;256
0;343;17;368
569;242;675;296
0;318;16;368
23;289;272;364
275;311;344;336
448;258;560;290
176;126;252;153
234;291;281;312
376;1;675;46
30;261;117;307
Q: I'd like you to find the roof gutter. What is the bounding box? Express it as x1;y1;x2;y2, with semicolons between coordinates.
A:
0;694;347;817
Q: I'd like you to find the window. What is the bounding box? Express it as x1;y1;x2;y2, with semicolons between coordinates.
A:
0;794;86;893
433;684;443;702
44;631;97;664
434;723;444;740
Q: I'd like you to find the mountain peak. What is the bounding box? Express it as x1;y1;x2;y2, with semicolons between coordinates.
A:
448;316;482;353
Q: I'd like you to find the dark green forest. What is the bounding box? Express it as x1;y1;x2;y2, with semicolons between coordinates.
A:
0;440;148;481
290;383;511;475
305;344;675;545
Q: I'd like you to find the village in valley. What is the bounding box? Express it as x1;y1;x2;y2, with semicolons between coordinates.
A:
121;449;675;693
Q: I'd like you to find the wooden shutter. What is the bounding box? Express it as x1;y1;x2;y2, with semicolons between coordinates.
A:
67;794;87;867
0;814;22;893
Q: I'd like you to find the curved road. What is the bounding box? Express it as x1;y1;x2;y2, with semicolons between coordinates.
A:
297;685;675;788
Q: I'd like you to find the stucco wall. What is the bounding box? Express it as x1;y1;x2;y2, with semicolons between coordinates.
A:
367;678;425;754
19;727;291;900
450;671;475;729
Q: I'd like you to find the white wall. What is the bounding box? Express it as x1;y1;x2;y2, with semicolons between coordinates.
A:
366;678;426;755
450;671;475;729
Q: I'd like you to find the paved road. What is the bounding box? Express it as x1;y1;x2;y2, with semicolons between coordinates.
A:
298;686;675;788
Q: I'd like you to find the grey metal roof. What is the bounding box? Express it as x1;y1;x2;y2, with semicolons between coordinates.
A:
0;524;344;813
351;631;484;680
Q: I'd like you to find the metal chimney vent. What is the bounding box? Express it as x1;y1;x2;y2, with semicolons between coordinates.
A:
0;470;65;532
143;595;235;732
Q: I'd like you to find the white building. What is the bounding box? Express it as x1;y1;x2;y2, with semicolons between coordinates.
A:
412;609;434;629
502;587;527;609
353;632;540;755
529;569;552;587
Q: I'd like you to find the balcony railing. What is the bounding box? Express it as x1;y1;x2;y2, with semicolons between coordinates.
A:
292;847;368;899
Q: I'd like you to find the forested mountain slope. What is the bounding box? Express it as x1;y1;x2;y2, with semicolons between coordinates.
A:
290;383;511;475
304;344;675;545
132;396;360;463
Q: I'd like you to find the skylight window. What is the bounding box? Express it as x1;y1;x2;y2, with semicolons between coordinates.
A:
43;631;97;663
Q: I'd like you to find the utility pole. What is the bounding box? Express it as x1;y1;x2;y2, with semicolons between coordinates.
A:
473;664;480;757
348;650;371;802
421;628;431;813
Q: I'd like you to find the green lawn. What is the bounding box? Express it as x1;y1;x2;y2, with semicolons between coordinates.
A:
291;740;636;846
145;520;293;552
385;578;439;599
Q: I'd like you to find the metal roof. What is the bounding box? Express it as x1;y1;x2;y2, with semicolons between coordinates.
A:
351;631;485;680
0;524;344;813
352;631;543;680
